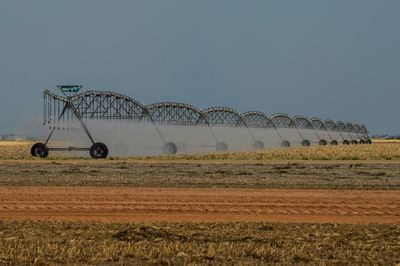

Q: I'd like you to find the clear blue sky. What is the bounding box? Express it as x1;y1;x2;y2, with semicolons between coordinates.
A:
0;1;399;134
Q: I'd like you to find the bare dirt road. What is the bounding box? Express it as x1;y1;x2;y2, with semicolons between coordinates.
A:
0;187;399;224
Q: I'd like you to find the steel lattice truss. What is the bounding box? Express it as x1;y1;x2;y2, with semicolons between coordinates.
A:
310;117;327;130
353;124;367;136
44;90;149;124
72;91;149;121
203;107;246;127
353;124;361;133
346;122;356;133
324;120;339;131
292;116;314;129
336;121;348;132
242;111;274;128
359;125;368;134
270;113;296;128
42;89;369;135
147;102;207;126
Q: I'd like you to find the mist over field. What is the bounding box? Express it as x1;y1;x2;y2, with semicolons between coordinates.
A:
33;120;360;157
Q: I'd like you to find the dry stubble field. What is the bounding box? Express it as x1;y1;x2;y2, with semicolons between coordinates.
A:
0;141;400;264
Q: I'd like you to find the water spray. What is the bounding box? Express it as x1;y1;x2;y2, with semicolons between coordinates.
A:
31;86;371;159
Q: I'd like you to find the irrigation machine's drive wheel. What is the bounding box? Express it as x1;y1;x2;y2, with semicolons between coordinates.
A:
216;142;228;152
281;140;290;148
90;142;109;159
359;140;366;144
253;140;264;150
331;140;339;145
351;140;359;145
319;139;327;146
162;142;177;155
343;140;350;145
31;143;49;158
302;140;311;147
366;139;372;144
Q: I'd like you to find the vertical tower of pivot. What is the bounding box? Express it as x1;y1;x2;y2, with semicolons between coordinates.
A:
31;85;109;159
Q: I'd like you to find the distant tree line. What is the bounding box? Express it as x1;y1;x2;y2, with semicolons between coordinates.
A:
371;134;400;140
1;134;35;141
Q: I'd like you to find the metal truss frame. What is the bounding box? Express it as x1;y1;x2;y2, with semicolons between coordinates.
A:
270;113;296;128
35;87;372;158
203;107;259;148
43;89;369;139
44;90;151;124
203;107;246;127
293;115;325;143
242;111;274;128
325;119;349;142
147;102;207;126
310;117;334;141
338;121;355;141
270;113;308;144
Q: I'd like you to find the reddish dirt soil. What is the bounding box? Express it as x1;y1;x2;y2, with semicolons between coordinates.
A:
0;187;399;224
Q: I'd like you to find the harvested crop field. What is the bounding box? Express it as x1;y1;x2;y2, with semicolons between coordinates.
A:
1;160;400;190
1;141;400;264
3;140;400;161
1;221;399;265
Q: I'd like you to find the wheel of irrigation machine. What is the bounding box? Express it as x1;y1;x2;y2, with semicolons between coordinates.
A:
359;140;366;144
331;140;339;145
31;143;49;158
343;140;350;145
319;139;327;146
366;139;372;144
281;140;290;148
90;142;109;159
162;142;178;155
351;140;359;145
216;142;228;152
302;140;311;147
253;140;264;150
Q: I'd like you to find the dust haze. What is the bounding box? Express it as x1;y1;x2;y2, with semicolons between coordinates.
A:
29;118;361;157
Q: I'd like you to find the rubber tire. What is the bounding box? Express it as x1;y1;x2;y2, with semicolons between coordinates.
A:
319;139;327;146
216;142;228;152
359;140;366;144
343;140;350;145
253;140;264;150
351;140;358;145
31;143;49;158
331;140;339;145
90;142;109;159
162;142;177;155
366;139;372;144
281;140;290;148
302;140;311;147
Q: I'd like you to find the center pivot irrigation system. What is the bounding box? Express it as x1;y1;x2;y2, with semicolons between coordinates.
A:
31;86;371;159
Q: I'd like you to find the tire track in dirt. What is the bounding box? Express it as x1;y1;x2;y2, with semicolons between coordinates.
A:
0;187;399;224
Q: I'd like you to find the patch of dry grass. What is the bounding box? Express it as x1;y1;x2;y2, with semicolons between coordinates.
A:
0;141;34;160
141;142;400;161
3;140;400;161
0;141;81;160
1;161;400;190
0;221;398;265
372;138;400;143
